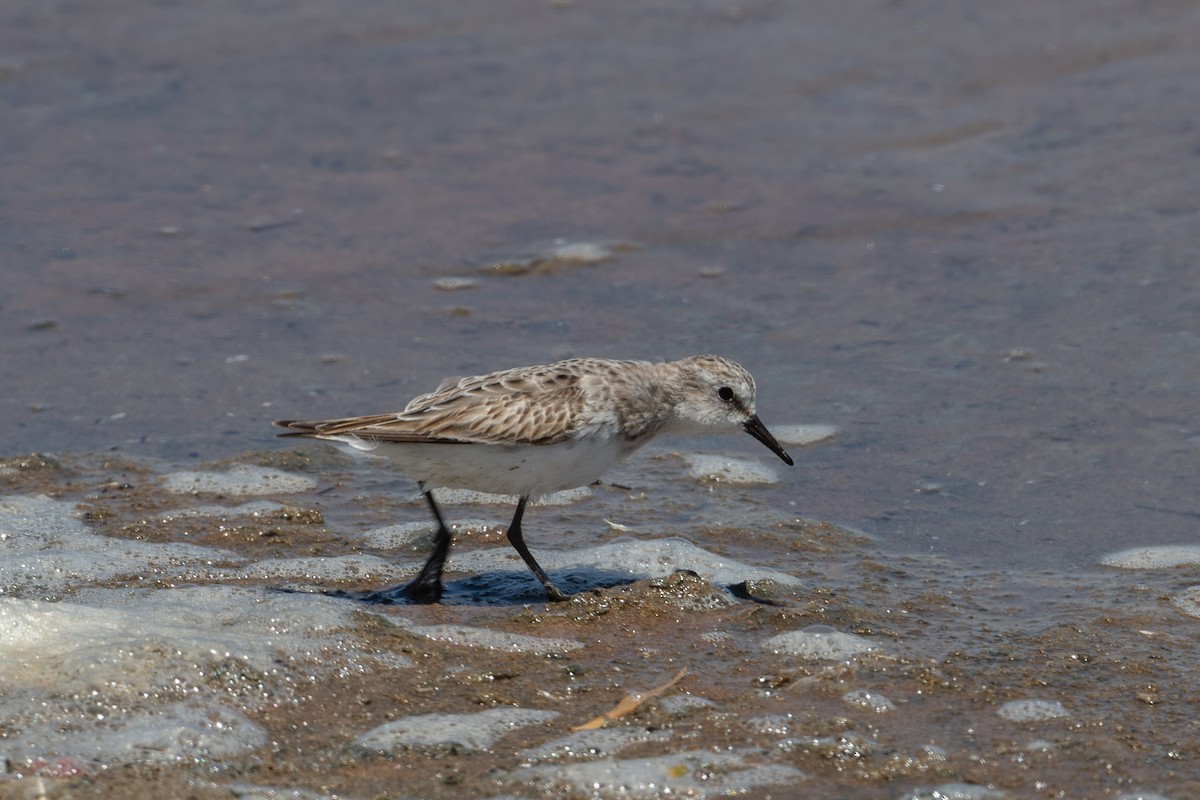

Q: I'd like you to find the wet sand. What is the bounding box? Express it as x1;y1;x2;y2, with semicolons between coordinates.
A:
5;450;1200;798
3;0;1200;796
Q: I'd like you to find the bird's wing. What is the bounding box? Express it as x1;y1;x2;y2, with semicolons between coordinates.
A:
277;367;588;446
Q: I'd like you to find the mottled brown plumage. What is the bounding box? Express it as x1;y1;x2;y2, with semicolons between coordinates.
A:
278;359;668;446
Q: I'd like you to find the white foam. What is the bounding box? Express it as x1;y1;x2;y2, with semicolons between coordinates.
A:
0;597;136;679
1;586;366;690
433;276;478;291
161;465;316;496
0;585;398;766
996;699;1070;722
549;241;612;263
234;554;398;583
356;707;559;752
790;730;873;759
772;424;838;446
515;749;806;797
156;499;288;520
530;488;595;505
683;454;779;484
764;626;880;659
448;537;802;589
842;688;895;712
1171;586;1200;617
362;520;436;547
365;609;581;654
0;494;236;597
903;783;1010;800
403;623;582;654
222;783;334;800
1100;545;1200;569
1;701;266;766
744;714;795;736
1;493;421;595
520;727;674;762
361;519;496;548
918;744;949;762
655;694;718;717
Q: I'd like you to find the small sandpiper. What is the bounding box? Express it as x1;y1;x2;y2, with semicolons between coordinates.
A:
276;354;793;602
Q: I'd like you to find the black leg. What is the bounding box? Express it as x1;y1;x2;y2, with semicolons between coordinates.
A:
404;488;452;603
505;496;569;602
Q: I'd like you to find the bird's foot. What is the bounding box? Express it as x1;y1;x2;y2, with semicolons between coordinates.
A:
401;575;443;604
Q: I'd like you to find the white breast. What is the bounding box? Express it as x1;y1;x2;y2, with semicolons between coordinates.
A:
327;434;645;498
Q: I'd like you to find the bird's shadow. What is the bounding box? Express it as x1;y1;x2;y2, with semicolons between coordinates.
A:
270;566;639;607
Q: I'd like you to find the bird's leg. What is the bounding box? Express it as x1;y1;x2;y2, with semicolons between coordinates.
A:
506;496;569;602
404;488;452;603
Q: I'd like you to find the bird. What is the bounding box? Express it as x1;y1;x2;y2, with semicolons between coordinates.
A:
275;354;793;603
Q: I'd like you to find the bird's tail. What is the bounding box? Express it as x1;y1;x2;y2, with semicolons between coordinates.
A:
273;420;321;438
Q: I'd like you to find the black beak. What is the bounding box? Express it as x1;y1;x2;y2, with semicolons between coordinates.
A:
743;415;793;466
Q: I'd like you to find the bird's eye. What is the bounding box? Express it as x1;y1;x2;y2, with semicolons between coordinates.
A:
717;386;735;402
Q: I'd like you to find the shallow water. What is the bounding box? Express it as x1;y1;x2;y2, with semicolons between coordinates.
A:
3;0;1200;796
3;451;1199;798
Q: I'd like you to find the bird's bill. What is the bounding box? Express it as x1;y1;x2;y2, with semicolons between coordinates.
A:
743;415;794;466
